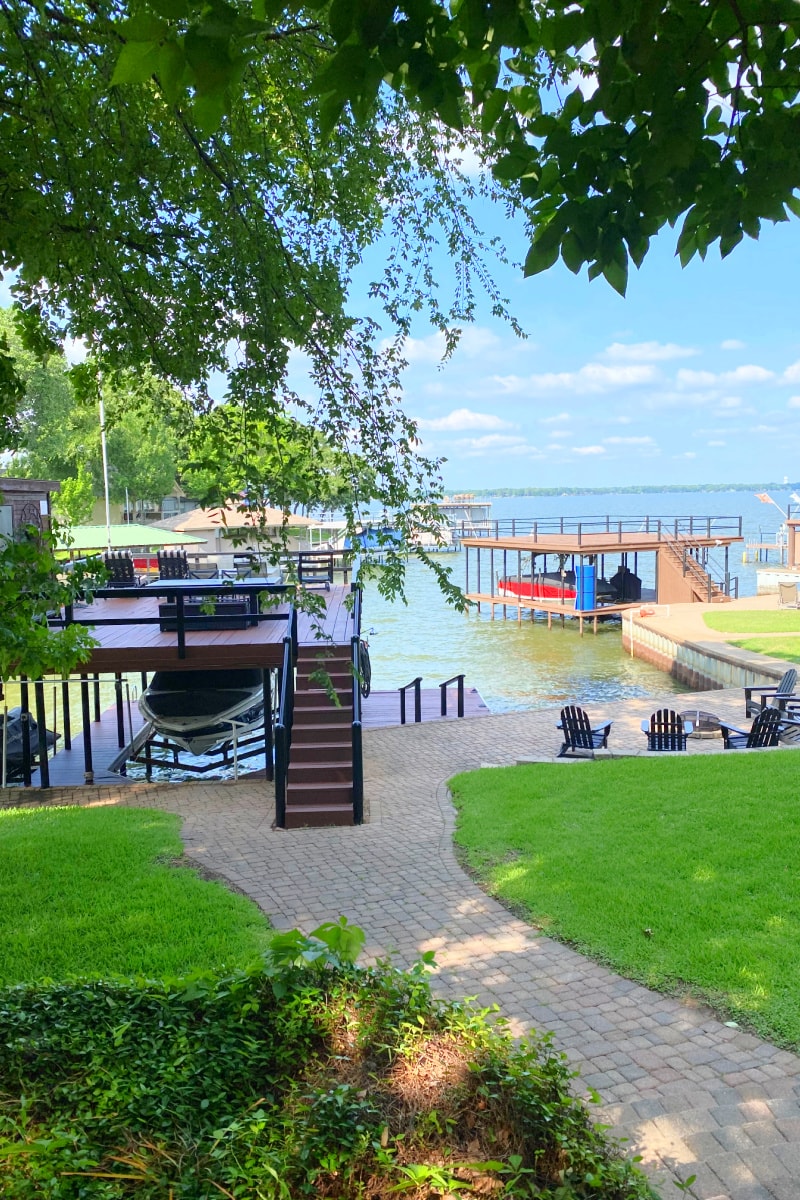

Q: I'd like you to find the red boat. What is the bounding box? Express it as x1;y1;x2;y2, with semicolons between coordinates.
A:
497;572;577;601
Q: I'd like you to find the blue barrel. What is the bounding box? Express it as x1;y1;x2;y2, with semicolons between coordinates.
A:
574;563;596;611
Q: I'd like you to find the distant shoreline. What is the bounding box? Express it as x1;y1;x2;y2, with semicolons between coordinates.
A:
464;483;798;498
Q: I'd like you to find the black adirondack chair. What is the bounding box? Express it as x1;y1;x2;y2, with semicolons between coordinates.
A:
720;706;783;749
641;709;693;751
744;668;797;717
157;549;189;579
557;705;612;757
103;551;138;587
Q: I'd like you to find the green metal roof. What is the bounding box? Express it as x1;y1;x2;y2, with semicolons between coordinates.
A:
57;523;205;553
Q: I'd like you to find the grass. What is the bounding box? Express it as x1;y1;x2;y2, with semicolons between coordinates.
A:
450;753;800;1048
703;610;800;634
0;805;271;984
731;637;800;663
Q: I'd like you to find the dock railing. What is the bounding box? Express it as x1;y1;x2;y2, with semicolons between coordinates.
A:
440;674;465;717
458;514;743;545
399;677;423;724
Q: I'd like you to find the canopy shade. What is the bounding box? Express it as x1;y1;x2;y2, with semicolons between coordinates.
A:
57;524;205;553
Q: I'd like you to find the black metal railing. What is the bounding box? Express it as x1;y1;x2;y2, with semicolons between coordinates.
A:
274;609;297;829
350;584;364;825
440;674;465;717
55;580;291;660
456;514;744;545
399;677;423;724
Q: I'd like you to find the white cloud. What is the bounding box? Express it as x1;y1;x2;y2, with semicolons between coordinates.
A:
572;445;606;455
455;434;529;452
784;361;800;383
385;326;502;365
605;341;697;362
707;440;727;447
602;436;655;446
752;424;780;434
677;364;774;388
415;408;513;432
788;396;800;408
494;362;657;395
721;339;745;350
540;412;572;424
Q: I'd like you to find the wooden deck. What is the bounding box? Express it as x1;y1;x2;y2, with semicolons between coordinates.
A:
466;590;647;633
460;529;743;554
58;584;355;674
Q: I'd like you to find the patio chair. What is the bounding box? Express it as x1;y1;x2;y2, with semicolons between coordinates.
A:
556;705;612;757
778;581;799;608
744;667;797;717
719;706;782;749
157;549;189;579
103;551;138;587
641;709;693;751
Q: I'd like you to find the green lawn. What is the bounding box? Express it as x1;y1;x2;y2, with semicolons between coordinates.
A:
731;637;800;663
450;754;800;1047
703;610;800;634
0;805;271;983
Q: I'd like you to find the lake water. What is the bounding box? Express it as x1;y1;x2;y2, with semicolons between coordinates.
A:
362;489;789;713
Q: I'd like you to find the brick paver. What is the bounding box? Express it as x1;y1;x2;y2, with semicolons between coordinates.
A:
4;684;800;1199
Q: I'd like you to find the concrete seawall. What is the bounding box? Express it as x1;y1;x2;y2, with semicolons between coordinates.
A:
620;597;796;691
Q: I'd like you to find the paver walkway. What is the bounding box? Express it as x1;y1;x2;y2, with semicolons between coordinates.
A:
5;685;800;1200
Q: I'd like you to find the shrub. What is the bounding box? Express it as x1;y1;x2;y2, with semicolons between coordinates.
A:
0;924;656;1198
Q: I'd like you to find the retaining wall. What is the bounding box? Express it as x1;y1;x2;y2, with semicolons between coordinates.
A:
621;615;791;692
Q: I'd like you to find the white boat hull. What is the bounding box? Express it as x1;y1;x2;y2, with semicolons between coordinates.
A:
138;669;265;756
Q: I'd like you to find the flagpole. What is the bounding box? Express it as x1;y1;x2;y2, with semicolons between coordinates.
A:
99;397;112;552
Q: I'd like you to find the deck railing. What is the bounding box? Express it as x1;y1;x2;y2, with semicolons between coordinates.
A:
55;580;291;660
351;585;364;826
274;609;298;829
457;514;743;545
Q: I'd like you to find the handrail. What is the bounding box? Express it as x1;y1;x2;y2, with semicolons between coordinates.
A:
54;581;290;660
274;609;296;829
351;583;363;825
399;677;422;724
439;674;465;718
455;514;744;542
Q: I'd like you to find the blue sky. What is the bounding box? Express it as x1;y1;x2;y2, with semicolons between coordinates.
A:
5;190;800;494
365;207;800;493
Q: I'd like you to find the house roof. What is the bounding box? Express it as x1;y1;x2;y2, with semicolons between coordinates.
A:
152;503;316;533
59;523;205;552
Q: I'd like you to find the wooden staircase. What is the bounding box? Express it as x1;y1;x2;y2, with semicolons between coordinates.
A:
284;645;355;828
661;534;731;603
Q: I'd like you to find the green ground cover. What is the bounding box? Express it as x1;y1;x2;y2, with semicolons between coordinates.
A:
0;806;271;983
450;754;800;1048
731;638;800;663
703;610;800;634
0;931;654;1199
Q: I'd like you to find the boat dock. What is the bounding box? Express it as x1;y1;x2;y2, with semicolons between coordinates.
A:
462;514;744;634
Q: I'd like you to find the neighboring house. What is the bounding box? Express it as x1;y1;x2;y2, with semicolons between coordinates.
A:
89;482;197;527
150;502;316;561
0;476;59;539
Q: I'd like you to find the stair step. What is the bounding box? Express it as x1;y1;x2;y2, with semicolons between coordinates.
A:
284;804;354;829
292;706;352;725
294;690;352;709
292;723;352;744
289;760;353;784
287;780;353;805
291;741;352;763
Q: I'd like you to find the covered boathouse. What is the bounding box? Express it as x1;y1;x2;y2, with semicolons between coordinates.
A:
462;513;744;634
